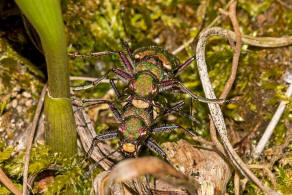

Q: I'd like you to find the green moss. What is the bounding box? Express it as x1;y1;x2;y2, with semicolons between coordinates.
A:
2;0;291;193
276;166;292;194
0;141;93;194
238;0;273;17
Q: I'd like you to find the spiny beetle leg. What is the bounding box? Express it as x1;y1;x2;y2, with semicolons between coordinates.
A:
85;146;120;178
151;125;180;133
173;56;195;76
158;80;178;92
85;131;119;160
146;139;167;159
177;81;235;104
151;101;185;125
154;101;200;124
76;99;123;122
72;68;132;91
69;50;134;74
158;79;233;104
121;40;135;61
152;124;194;138
59;131;119;174
163;101;185;115
145;175;153;195
110;79;121;98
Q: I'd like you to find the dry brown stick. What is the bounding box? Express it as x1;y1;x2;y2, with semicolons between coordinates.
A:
191;133;215;146
22;83;48;195
234;172;240;195
248;165;277;189
210;0;241;159
196;27;279;195
173;15;292;55
219;1;242;98
172;0;234;55
210;116;226;155
70;76;110;83
0;168;22;195
205;3;278;194
276;0;292;9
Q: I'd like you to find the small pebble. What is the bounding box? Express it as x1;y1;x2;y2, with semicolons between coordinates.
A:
25;99;33;107
17;120;24;128
22;91;31;98
7;129;14;139
16;106;22;113
12;99;17;108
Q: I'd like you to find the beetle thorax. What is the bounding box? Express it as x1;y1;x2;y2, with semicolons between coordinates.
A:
133;73;154;97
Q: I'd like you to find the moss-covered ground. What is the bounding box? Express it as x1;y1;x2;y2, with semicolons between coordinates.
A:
0;0;291;194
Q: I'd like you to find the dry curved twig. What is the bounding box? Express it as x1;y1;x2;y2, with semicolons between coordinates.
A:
173;20;292;55
0;168;21;195
22;83;47;195
172;0;235;55
196;27;279;195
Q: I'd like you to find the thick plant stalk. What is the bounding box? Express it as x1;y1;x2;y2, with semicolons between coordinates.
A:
15;0;77;156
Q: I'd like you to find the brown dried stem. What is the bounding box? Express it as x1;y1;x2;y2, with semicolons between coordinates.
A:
22;83;47;195
220;1;242;98
248;164;277;189
209;0;241;158
172;0;235;55
196;26;279;195
210;116;226;156
234;172;240;195
0;168;21;195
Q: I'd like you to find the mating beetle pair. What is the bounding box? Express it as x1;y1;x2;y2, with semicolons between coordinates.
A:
71;42;228;166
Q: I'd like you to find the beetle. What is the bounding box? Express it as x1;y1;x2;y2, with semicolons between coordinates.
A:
70;42;230;172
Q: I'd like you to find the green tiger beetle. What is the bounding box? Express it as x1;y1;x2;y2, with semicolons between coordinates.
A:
70;42;231;175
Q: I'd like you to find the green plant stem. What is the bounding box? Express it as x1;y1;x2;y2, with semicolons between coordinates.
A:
15;0;77;156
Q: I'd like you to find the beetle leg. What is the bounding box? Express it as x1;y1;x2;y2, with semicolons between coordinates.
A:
151;124;195;140
85;145;120;178
177;81;234;104
151;125;180;133
153;101;200;124
146;139;166;159
75;99;123;122
69;50;134;74
110;79;121;98
72;68;132;91
85;131;119;160
173;56;195;76
121;40;135;61
145;175;153;195
158;79;233;104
